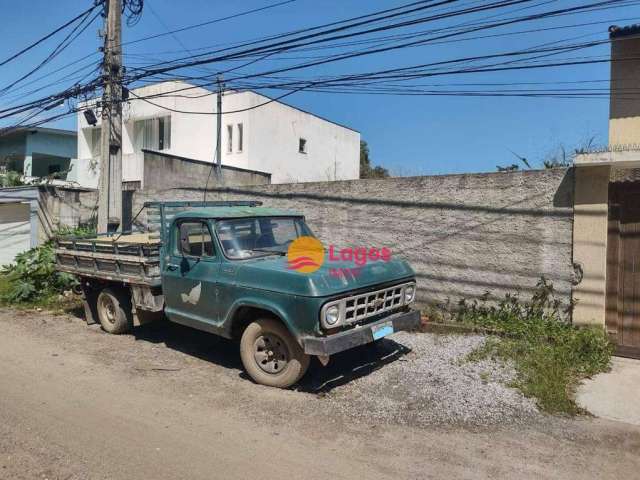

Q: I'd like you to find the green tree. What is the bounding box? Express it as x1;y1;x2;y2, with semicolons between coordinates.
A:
0;171;24;187
360;140;390;179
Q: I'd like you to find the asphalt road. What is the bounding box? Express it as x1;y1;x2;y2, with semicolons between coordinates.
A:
1;308;639;480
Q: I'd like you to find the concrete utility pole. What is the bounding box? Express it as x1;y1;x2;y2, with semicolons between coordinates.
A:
215;76;224;183
97;0;123;233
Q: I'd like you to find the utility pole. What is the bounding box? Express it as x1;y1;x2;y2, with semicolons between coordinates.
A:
98;0;123;233
215;76;223;183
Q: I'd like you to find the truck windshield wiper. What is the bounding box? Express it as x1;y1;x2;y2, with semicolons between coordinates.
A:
250;248;286;256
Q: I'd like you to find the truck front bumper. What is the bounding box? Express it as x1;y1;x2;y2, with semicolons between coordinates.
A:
302;309;421;356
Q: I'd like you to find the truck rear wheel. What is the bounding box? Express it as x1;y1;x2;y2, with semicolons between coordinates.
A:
96;288;133;335
240;318;309;388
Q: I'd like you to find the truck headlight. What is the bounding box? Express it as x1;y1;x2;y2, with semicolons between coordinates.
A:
324;305;340;326
404;284;416;303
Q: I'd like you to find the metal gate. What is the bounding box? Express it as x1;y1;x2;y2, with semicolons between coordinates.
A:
607;183;640;358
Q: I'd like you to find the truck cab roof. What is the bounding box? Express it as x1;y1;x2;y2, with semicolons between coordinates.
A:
173;206;303;220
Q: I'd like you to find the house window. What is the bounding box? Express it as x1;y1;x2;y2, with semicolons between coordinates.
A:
158;116;171;150
227;125;233;153
237;123;243;152
90;128;101;157
298;138;307;154
134;116;171;152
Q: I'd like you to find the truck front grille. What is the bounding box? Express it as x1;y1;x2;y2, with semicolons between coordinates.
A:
320;281;415;329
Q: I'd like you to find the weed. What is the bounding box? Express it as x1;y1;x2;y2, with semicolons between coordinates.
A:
455;278;613;415
0;226;94;306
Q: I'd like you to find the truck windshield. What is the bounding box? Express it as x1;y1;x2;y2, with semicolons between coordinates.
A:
215;217;314;259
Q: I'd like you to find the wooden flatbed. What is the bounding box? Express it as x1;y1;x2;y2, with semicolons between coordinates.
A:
55;232;162;286
54;201;262;287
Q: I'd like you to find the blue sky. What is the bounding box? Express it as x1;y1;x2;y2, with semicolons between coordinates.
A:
1;0;639;175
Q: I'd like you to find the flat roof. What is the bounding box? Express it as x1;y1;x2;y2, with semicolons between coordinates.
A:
609;24;640;39
575;149;640;167
0;127;76;139
175;206;303;219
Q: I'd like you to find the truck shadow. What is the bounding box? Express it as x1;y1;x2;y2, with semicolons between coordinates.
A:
296;340;412;394
132;319;243;372
131;318;412;393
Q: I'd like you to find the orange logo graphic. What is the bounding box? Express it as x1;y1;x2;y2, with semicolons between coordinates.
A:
287;236;325;273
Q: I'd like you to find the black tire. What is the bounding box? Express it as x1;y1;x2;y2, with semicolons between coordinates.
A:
96;288;133;334
239;318;310;388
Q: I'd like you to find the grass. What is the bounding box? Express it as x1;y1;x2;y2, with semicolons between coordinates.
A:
0;274;81;313
0;226;93;310
454;278;614;415
0;258;82;313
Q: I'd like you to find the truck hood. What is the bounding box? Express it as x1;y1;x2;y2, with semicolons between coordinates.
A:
229;255;415;297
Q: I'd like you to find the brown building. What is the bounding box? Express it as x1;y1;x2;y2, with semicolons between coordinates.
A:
573;24;640;357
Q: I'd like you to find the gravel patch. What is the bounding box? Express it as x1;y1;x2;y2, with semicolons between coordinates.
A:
322;332;540;427
6;308;540;428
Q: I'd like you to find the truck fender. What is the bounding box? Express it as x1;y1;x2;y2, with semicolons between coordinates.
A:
224;299;303;345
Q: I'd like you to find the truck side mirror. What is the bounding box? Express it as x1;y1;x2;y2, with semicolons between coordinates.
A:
179;224;190;256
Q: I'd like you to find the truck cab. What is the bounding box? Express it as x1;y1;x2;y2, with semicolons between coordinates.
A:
56;202;420;388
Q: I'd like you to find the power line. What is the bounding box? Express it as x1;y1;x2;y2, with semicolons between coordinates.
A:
0;8;102;95
122;0;631;94
0;2;103;67
121;0;300;48
2;0;637;133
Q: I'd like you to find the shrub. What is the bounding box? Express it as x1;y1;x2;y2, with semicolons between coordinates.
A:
456;278;613;414
0;171;25;187
0;226;94;304
0;243;76;303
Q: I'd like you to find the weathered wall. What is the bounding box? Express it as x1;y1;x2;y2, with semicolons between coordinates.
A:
572;166;610;326
133;168;575;309
142;150;271;190
38;187;97;240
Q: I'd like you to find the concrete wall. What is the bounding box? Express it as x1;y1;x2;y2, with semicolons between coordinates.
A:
133;169;575;310
0;187;40;250
77;81;360;186
572;166;611;326
38;187;97;238
610;33;640;146
0;185;96;262
142;150;271;190
66;157;99;188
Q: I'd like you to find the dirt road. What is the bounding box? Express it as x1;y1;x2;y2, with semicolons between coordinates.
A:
1;308;639;479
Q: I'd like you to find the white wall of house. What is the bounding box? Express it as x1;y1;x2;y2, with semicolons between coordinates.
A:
245;91;360;182
76;81;359;186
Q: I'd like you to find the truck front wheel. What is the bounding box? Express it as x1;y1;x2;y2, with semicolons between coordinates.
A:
96;288;133;335
240;318;310;388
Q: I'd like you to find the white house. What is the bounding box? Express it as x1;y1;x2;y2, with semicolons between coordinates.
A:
75;80;360;187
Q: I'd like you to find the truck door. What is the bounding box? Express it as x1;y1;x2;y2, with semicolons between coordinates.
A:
162;220;222;333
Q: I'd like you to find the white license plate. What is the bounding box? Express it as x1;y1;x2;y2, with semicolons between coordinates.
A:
371;321;394;340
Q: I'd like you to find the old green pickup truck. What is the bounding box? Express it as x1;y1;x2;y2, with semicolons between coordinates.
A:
56;201;419;388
